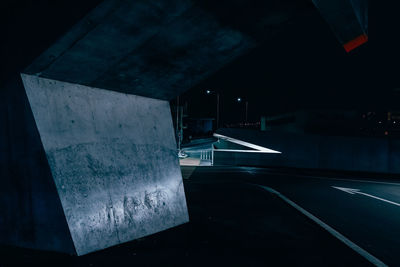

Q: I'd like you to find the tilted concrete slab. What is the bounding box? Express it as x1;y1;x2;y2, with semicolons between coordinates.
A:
21;74;188;255
13;0;255;255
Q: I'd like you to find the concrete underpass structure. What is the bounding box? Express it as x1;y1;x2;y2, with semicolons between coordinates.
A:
0;0;368;256
0;0;260;255
1;0;257;256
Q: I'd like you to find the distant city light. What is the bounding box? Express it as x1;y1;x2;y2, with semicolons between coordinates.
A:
237;97;242;102
206;90;211;94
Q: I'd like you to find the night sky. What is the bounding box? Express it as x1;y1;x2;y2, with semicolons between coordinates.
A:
0;0;103;87
180;1;400;123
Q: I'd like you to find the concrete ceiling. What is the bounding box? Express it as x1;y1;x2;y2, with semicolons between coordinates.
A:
2;0;383;105
22;0;311;100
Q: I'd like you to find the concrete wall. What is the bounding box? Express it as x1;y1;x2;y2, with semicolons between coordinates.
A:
20;75;188;255
214;128;400;174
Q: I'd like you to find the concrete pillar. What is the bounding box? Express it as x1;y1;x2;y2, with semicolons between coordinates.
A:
15;75;188;255
1;0;254;255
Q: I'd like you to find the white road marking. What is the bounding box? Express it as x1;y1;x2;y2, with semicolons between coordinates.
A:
332;186;400;207
257;185;388;267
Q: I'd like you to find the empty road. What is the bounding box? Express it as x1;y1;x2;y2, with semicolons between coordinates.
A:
185;166;400;266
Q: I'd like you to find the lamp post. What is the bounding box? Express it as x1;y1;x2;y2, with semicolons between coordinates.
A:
176;96;182;151
236;97;248;123
206;90;220;129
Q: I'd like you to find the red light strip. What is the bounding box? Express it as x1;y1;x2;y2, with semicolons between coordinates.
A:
343;33;368;52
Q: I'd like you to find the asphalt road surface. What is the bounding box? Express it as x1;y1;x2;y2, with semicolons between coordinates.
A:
188;166;400;266
2;166;399;266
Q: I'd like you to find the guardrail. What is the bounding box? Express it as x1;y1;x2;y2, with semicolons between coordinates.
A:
200;149;213;163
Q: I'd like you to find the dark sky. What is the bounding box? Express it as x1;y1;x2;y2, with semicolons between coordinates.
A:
180;1;400;123
0;0;103;86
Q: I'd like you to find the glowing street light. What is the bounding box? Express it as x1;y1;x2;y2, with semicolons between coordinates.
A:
236;97;248;123
205;90;220;129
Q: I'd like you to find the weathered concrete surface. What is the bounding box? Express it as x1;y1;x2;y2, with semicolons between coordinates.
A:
21;74;188;255
24;0;254;100
214;128;397;175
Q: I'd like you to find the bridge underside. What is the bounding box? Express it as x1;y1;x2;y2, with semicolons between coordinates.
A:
0;0;368;256
3;0;255;255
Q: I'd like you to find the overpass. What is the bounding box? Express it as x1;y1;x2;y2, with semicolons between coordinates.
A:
1;0;368;256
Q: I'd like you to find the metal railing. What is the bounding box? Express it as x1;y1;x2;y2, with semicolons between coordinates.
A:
200;149;213;161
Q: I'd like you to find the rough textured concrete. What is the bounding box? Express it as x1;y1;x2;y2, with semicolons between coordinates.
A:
21;74;188;255
24;0;254;101
214;128;397;174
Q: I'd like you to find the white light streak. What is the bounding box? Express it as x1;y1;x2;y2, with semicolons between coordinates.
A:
213;133;281;154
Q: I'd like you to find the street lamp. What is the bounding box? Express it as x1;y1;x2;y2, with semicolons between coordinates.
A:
205;90;220;129
236;97;248;123
175;96;182;152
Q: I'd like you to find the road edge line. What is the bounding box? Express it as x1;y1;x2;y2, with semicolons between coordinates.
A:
257;185;387;267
